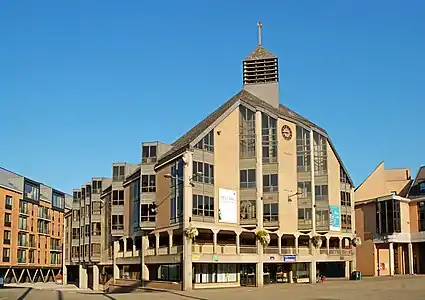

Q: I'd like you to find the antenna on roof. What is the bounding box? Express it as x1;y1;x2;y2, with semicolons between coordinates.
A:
257;21;263;46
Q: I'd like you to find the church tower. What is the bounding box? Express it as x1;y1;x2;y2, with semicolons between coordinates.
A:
243;22;279;108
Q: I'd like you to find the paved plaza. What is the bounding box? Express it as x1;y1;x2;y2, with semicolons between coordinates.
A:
1;276;424;300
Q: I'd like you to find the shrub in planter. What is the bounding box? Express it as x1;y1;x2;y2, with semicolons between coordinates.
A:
352;236;362;247
256;230;271;247
184;226;199;240
312;236;323;248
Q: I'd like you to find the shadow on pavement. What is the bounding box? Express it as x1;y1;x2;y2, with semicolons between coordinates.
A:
17;287;32;300
57;290;63;300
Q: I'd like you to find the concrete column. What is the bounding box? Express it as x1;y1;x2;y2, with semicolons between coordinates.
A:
309;261;317;284
132;238;136;255
389;242;395;276
155;233;160;255
345;261;350;279
213;231;218;254
255;110;264;230
78;265;88;289
408;242;414;275
62;265;68;285
93;265;99;291
141;236;149;283
295;236;299;254
339;238;343;255
278;235;282;255
256;239;264;287
123;238;127;254
182;151;194;291
326;237;330;255
236;233;240;254
113;241;119;281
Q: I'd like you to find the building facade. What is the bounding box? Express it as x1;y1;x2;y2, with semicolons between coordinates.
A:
355;162;425;276
113;23;356;291
0;167;71;283
64;162;138;290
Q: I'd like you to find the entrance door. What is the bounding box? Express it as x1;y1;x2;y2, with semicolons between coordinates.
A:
240;264;256;286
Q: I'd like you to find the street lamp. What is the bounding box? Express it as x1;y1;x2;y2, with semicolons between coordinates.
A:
164;171;203;187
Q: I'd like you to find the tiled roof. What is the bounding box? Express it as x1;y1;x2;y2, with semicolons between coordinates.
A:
155;89;352;186
245;46;277;61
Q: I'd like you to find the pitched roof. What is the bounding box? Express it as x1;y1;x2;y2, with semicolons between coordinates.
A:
408;166;425;197
245;46;277;61
155;89;353;186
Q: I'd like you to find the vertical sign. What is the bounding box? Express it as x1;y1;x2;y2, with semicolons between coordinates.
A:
218;188;237;224
329;205;341;231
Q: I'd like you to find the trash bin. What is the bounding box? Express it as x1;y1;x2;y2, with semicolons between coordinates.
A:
350;271;362;280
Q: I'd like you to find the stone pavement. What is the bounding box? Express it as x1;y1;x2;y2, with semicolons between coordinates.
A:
0;276;424;300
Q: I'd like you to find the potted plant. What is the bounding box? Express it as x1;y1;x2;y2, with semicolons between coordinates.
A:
312;236;323;248
55;273;63;285
184;225;199;240
256;230;271;248
352;236;362;247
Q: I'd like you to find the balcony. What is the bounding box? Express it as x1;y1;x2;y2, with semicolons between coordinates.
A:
329;248;341;256
38;213;50;221
142;157;157;164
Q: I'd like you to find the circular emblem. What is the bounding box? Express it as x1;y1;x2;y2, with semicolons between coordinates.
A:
281;125;292;141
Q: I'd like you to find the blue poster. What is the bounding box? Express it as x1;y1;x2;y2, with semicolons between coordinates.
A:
329;205;341;231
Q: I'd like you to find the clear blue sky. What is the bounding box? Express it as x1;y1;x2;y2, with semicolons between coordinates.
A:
1;0;424;193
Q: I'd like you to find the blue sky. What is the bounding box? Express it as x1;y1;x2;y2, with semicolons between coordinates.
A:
1;0;424;193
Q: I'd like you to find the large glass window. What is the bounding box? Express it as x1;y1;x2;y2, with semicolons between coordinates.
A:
420;182;425;195
193;263;237;283
192;162;214;184
261;113;277;163
142;145;157;163
296;126;311;172
195;131;214;152
170;159;184;223
140;204;155;222
5;195;12;210
298;208;312;226
340;191;351;206
159;264;181;282
112;215;124;230
4;213;11;227
3;231;11;245
315;185;328;201
376;200;401;234
112;166;125;181
192;195;214;217
141;175;156;192
112;190;124;205
24;182;39;201
263;174;278;193
263;203;278;222
315;209;329;230
297;182;312;199
313;132;328;176
131;179;140;230
239;106;256;158
240;169;256;189
52;193;65;209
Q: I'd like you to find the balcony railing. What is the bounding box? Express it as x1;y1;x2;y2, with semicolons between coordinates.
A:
239;246;257;254
142;157;157;164
264;246;279;254
329;248;341;255
263;186;278;193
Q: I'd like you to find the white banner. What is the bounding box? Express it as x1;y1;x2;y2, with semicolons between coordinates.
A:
218;188;237;224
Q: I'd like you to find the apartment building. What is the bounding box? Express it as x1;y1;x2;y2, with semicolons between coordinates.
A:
113;23;356;291
355;162;425;276
0;167;71;284
64;162;138;290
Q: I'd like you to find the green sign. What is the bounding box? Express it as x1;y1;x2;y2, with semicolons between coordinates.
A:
212;255;219;262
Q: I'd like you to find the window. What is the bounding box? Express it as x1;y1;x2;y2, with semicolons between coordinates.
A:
71;246;80;258
315;185;328;201
38;206;50;220
2;248;10;262
112;166;125;181
19;200;29;215
192;162;214;184
342;214;352;231
158;264;181;282
5;195;12;210
376;200;401;234
313;132;327;176
72;228;79;239
85;225;90;237
50;252;60;265
315;209;329;229
263;203;278;222
192;195;214;217
193;263;237;284
3;230;11;245
86;185;91;197
297;182;312;199
420;182;425;195
142;145;157;163
24;181;39;201
73;191;81;202
18;233;27;247
29;250;34;263
240;200;256;220
195;131;214;152
340;191;351;206
92;202;101;214
52;193;64;209
298;208;312;224
92;181;102;194
263;174;278;192
112;190;124;205
112;215;124;230
19;216;28;231
4;213;11;227
37;220;49;234
261;113;277;163
131;178;141;230
296;126;311;172
240;169;256;189
91;222;101;236
29;234;35;248
142;175;156;192
85;204;90;217
170;159;184;223
140;204;156;222
91;243;101;256
340;167;349;184
72;210;80;221
17;249;26;263
239;106;256;158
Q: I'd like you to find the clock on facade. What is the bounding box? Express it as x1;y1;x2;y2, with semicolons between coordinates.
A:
281;125;292;141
